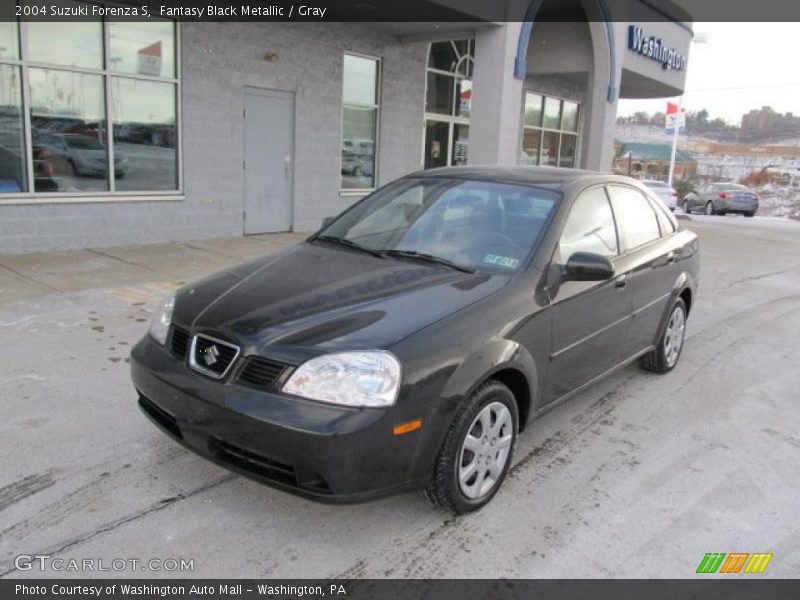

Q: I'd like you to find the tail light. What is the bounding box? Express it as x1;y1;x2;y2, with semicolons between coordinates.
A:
718;192;729;200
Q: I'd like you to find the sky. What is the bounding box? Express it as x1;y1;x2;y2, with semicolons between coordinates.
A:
617;23;800;126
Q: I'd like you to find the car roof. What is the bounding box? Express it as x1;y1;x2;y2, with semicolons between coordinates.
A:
406;165;643;190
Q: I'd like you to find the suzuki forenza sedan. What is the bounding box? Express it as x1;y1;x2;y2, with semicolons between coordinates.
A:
131;166;699;513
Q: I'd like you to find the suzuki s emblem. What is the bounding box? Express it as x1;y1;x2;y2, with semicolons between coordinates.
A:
202;344;220;366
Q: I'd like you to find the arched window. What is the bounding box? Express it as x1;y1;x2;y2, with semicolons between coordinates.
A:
423;40;474;169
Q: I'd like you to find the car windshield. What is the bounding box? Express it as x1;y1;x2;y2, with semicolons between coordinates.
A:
317;178;560;273
64;136;104;150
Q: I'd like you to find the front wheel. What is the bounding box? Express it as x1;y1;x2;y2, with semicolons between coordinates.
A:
640;297;687;374
425;381;518;514
705;201;714;216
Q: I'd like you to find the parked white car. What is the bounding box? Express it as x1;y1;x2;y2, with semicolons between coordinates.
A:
640;179;678;211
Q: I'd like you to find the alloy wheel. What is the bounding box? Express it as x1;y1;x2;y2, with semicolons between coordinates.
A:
458;401;513;500
663;304;686;367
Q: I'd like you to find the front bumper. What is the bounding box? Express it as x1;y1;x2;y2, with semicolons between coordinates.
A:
130;335;435;503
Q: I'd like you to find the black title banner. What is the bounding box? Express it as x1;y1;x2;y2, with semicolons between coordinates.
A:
4;580;800;600
5;0;800;22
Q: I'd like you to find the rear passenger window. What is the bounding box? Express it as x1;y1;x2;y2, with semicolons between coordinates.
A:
607;185;661;250
559;187;618;259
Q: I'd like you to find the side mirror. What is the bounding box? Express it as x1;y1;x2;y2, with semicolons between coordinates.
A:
564;252;614;281
321;216;335;228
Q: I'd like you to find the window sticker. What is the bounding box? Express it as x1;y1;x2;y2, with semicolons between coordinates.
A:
483;254;520;269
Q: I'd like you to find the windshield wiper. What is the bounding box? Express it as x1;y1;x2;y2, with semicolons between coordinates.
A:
309;235;385;258
382;249;476;274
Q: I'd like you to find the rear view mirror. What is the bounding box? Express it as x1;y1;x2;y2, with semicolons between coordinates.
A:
321;216;335;228
564;252;614;281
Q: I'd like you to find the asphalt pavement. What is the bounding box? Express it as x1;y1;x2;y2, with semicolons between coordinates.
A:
1;216;799;578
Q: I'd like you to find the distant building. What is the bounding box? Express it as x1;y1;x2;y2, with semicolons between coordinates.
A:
741;106;800;135
613;142;697;180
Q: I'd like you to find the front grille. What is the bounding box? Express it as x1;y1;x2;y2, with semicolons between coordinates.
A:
237;357;288;391
170;325;190;358
212;438;297;487
189;334;239;379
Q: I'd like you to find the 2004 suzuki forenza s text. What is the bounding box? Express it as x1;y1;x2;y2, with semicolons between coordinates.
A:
131;166;699;514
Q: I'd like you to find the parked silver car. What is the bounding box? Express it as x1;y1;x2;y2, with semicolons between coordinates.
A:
683;182;759;217
640;179;678;211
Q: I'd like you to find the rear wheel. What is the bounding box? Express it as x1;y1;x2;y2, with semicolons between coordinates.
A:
683;200;691;214
744;211;755;218
640;298;687;374
425;381;518;514
705;201;714;216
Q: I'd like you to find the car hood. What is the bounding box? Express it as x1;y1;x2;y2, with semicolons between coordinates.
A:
174;241;508;358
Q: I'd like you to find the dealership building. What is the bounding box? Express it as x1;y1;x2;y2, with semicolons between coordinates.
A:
0;1;692;254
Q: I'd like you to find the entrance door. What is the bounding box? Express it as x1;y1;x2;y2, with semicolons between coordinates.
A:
243;88;294;234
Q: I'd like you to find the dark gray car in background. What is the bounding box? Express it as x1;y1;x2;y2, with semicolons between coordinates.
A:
683;182;759;217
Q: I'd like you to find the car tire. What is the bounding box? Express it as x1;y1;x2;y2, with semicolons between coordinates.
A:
640;297;687;375
705;201;714;216
424;380;518;514
683;200;691;214
744;211;755;218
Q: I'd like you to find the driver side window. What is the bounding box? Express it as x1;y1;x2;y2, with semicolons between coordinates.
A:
559;187;619;261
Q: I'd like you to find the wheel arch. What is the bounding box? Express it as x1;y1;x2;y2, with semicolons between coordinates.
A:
440;339;539;433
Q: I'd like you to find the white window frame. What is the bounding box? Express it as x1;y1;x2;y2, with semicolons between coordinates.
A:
0;8;182;205
340;51;381;195
521;91;581;169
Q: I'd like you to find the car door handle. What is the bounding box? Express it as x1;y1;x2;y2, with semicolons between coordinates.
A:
614;274;627;288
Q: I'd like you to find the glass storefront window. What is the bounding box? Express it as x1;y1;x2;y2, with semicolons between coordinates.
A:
424;121;449;169
541;131;559;167
455;79;471;119
342;54;378;106
559;134;577;168
0;65;26;192
543;97;561;130
27;21;103;70
341;54;379;190
108;20;176;78
452;124;469;166
0;17;181;198
0;22;20;60
524;94;543;127
521;129;541;166
521;92;581;169
562;101;579;133
424;39;474;168
29;68;108;192
426;72;454;116
112;78;177;191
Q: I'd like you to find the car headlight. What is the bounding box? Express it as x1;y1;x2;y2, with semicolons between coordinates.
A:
148;292;176;345
282;351;401;407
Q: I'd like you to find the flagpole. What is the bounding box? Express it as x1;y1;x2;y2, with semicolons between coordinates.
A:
667;97;683;187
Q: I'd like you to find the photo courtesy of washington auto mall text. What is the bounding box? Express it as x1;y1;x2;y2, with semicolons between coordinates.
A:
2;0;800;599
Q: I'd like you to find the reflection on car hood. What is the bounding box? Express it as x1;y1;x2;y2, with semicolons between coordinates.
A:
173;242;507;354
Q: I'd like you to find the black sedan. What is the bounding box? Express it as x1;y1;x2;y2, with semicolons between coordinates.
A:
131;166;699;513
